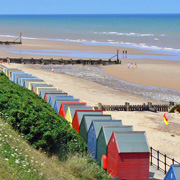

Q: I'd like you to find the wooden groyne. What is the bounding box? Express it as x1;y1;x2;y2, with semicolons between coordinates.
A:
0;57;120;65
0;33;22;45
97;102;175;112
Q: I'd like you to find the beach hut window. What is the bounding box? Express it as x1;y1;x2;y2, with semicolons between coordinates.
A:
112;138;114;142
92;126;94;130
171;173;173;178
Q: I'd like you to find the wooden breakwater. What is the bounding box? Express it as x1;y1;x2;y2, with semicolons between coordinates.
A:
97;102;175;112
0;41;22;45
0;57;120;65
0;33;22;45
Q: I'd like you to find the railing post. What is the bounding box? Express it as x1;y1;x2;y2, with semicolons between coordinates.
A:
157;150;159;170
172;158;175;165
125;102;130;111
150;147;153;166
164;154;167;174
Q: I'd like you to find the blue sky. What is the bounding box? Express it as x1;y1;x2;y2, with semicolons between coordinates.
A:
1;0;180;14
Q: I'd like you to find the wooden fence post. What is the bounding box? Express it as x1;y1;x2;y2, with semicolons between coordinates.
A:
125;102;130;111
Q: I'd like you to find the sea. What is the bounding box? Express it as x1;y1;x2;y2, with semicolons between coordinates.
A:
0;14;180;60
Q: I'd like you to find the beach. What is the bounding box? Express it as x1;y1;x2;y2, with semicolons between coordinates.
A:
3;61;180;165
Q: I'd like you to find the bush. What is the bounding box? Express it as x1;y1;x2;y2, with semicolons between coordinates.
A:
0;72;87;157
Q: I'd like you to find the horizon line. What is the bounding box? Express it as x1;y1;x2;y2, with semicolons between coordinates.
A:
0;13;180;15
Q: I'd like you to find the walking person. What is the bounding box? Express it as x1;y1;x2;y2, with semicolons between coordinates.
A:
128;62;130;69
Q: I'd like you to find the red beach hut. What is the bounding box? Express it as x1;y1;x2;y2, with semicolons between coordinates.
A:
107;131;149;180
72;110;103;134
59;102;87;117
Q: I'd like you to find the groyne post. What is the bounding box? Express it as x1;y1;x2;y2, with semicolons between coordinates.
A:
125;102;130;111
98;103;103;110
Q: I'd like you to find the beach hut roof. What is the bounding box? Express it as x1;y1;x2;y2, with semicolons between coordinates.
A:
20;77;38;86
17;74;34;84
23;79;44;88
68;106;93;120
113;131;149;153
61;103;86;117
50;96;74;107
45;93;65;102
100;125;133;145
91;121;123;139
11;71;25;81
37;87;58;95
76;110;103;125
40;89;63;98
33;84;53;92
15;73;32;83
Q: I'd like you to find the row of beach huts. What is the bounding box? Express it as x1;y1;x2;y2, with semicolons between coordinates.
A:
3;67;151;180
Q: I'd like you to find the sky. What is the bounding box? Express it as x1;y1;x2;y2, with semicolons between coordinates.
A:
0;0;180;15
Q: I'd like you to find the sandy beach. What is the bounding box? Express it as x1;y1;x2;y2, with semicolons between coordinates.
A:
2;61;180;165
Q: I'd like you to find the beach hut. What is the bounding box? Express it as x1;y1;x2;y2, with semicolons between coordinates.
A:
10;71;25;81
20;77;39;87
15;74;33;84
6;68;20;77
59;102;87;117
164;164;180;180
3;68;7;74
72;110;103;134
23;79;44;88
54;99;80;114
33;84;53;93
107;131;150;179
88;121;127;161
80;115;112;143
97;125;133;166
65;106;94;125
9;70;23;80
40;90;63;99
49;96;74;108
44;93;66;102
30;82;47;91
36;87;59;95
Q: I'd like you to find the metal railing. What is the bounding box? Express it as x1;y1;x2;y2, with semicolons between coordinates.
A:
150;147;180;174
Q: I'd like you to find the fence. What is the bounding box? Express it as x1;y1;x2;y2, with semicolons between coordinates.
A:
150;147;180;174
97;102;175;112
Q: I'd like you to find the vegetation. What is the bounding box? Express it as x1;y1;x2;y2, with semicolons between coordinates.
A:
0;72;110;179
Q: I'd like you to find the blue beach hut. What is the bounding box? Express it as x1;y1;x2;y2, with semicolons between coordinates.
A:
16;74;34;84
54;99;80;114
80;115;112;143
11;72;26;81
45;93;66;103
20;77;39;87
49;96;74;108
88;121;123;160
164;165;180;180
14;73;31;83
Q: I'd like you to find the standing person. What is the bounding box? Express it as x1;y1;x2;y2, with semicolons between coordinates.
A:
52;65;54;72
128;62;130;69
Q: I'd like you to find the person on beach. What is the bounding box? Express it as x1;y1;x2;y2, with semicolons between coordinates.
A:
52;65;54;72
128;62;130;69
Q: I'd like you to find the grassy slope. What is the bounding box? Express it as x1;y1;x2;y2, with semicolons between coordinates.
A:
0;118;80;180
